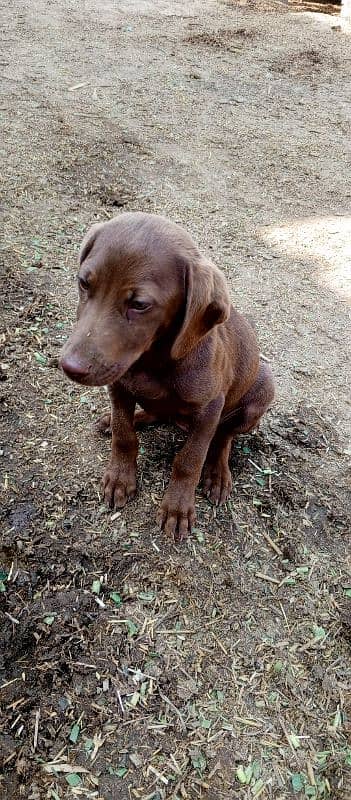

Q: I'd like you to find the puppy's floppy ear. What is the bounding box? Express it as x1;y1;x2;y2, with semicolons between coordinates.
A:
79;223;103;265
171;257;231;360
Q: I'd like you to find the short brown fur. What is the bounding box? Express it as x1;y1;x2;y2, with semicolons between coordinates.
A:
60;212;275;540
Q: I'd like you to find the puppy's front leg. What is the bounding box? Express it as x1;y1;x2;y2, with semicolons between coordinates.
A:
157;394;225;540
103;383;137;509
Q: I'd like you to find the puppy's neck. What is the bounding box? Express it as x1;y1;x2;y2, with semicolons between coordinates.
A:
136;313;183;373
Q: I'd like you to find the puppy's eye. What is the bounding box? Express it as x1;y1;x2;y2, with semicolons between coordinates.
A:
78;276;89;291
129;299;151;312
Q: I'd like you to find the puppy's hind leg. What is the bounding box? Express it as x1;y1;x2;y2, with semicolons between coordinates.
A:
228;360;275;435
133;408;160;429
95;411;112;435
203;361;275;505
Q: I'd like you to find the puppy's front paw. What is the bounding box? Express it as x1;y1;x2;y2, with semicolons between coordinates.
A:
157;485;196;542
103;461;136;509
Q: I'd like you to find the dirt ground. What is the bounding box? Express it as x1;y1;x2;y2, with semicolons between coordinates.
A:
1;1;351;798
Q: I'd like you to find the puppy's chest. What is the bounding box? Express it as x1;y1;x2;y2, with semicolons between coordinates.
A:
119;370;208;421
120;370;171;402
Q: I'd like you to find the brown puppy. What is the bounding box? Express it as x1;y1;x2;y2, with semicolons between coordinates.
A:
60;212;274;540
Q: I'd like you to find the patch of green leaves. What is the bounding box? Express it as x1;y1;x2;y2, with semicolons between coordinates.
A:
236;762;261;786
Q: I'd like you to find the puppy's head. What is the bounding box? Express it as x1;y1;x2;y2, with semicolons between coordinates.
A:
60;213;230;386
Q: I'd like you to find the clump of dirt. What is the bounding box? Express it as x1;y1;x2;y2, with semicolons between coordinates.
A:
185;27;258;49
270;48;339;77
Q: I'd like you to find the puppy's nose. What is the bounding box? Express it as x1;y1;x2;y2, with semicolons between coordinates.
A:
60;354;90;382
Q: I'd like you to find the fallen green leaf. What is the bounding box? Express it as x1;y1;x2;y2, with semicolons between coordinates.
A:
65;773;82;787
315;750;330;767
244;764;253;784
129;691;140;707
312;624;326;641
115;765;128;777
236;765;248;784
137;591;155;602
289;733;300;750
125;619;138;637
332;707;342;729
252;778;265;796
255;476;265;487
291;773;304;792
69;723;80;744
305;786;317;798
92;579;101;595
43;615;55;626
252;760;261;779
84;738;94;753
191;751;207;774
110;592;122;607
34;351;47;366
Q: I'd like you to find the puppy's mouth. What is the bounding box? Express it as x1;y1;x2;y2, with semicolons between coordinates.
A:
60;353;141;387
